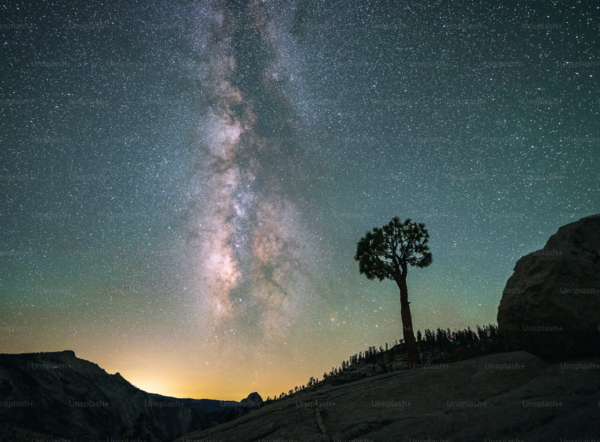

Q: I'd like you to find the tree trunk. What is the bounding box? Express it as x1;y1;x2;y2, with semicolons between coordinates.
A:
396;275;422;367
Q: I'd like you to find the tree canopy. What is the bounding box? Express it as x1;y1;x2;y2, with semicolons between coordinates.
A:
354;216;432;282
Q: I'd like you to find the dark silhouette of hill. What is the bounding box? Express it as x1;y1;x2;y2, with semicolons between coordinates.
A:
0;350;236;442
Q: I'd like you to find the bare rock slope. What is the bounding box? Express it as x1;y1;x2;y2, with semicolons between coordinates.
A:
176;351;600;442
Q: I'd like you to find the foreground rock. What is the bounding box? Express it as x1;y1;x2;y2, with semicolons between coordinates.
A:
498;215;600;362
176;351;600;442
0;351;234;441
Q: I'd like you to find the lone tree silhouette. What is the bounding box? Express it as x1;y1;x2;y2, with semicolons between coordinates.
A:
354;217;432;367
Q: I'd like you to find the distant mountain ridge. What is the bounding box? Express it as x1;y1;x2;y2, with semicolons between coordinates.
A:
0;350;234;442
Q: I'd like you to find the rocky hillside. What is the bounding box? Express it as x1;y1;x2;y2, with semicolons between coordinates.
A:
0;350;233;442
176;350;600;442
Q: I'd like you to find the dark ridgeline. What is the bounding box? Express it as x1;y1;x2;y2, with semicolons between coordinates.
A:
264;323;519;404
0;350;239;442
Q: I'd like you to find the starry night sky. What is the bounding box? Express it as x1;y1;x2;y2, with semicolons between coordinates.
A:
1;0;599;400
